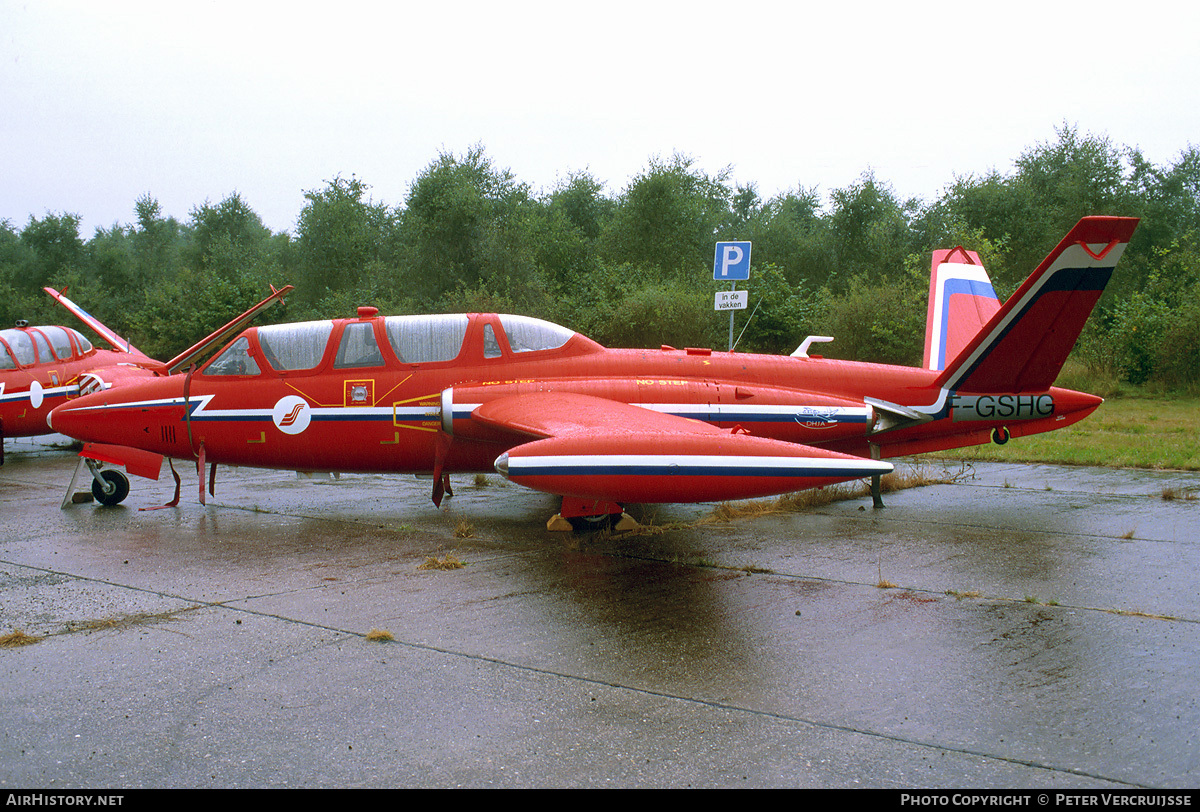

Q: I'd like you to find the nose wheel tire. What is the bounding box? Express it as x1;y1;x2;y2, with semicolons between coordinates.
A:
91;470;130;506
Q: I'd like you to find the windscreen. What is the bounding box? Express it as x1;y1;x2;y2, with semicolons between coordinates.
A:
68;328;93;354
498;315;574;353
203;336;261;376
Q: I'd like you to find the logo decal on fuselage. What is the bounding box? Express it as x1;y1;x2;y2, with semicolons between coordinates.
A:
794;407;839;429
272;395;312;435
951;393;1054;422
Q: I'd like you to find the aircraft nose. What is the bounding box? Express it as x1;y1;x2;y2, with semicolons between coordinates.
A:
48;397;117;445
48;401;81;436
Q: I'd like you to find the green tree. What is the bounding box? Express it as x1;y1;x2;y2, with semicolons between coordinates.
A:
540;171;611;292
827;172;916;285
188;192;271;276
400;147;544;306
18;212;85;291
731;263;820;354
746;187;837;288
600;154;733;276
1012;125;1129;231
813;273;926;366
547;171;611;241
296;176;398;304
1126;145;1200;264
131;194;184;287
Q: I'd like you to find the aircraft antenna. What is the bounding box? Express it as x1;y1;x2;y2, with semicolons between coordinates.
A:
731;297;763;352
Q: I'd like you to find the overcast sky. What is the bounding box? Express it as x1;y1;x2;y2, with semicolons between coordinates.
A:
3;0;1198;237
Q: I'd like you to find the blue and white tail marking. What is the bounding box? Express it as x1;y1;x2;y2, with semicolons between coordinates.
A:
923;247;1000;373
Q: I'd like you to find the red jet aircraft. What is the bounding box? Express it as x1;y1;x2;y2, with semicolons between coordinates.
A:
1;286;291;497
0;289;159;465
47;217;1137;527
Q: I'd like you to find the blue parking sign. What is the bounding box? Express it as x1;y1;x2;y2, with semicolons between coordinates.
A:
713;241;751;280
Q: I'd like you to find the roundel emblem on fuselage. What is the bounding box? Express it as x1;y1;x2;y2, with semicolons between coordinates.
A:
29;380;44;410
272;395;312;435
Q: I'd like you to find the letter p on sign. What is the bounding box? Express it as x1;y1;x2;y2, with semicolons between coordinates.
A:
713;241;751;280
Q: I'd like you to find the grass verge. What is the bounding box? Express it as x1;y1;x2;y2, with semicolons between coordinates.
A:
941;396;1200;470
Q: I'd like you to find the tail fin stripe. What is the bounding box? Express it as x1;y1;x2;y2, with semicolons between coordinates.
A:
938;246;1122;394
932;278;999;370
948;267;1109;386
1078;239;1119;261
920;216;1137;400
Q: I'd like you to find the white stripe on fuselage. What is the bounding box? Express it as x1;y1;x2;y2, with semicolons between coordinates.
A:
0;382;79;404
59;395;874;430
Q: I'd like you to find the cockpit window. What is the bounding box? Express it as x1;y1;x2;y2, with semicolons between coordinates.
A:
335;322;385;369
68;328;93;355
0;330;35;366
384;315;467;363
41;326;75;361
498;315;574;353
203;336;261;376
483;324;502;359
30;331;52;363
0;341;15;370
257;321;334;371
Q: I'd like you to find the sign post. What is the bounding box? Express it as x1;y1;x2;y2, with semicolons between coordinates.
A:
713;241;751;351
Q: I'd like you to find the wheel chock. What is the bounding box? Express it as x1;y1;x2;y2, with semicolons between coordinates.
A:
546;514;573;532
614;513;639;531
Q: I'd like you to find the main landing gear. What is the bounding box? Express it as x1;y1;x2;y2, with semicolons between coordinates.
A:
547;497;639;533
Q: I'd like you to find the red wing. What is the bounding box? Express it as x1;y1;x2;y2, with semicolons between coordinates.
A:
472;391;726;439
476;392;892;504
935;216;1138;393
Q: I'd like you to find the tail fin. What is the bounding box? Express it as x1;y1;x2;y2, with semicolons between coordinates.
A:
923;246;1001;372
935;216;1139;393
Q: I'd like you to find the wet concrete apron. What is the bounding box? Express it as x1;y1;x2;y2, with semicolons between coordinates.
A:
1;444;1197;788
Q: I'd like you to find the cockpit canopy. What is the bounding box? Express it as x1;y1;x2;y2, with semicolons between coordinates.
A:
202;313;583;377
0;325;94;370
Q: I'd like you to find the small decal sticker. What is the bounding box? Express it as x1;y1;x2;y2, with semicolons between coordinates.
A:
272;395;312;435
344;379;374;406
794;407;839;429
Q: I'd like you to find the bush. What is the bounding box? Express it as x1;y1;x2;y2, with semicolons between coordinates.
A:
812;274;925;366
